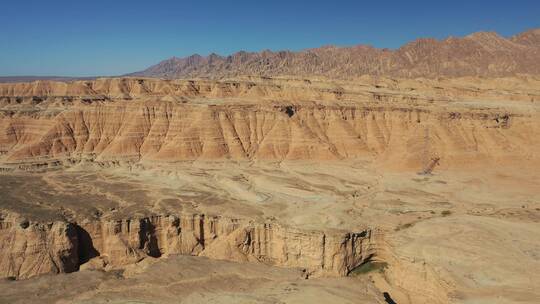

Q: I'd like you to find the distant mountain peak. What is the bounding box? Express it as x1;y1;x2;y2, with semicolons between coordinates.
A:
511;28;540;46
466;31;503;39
129;28;540;79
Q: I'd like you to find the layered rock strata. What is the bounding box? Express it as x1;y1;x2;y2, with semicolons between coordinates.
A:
0;211;377;279
1;78;538;171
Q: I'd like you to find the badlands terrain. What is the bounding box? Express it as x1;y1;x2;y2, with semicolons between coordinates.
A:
1;29;540;304
0;75;538;304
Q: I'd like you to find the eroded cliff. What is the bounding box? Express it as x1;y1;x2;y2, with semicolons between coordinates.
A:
1;77;538;171
0;210;377;280
0;212;78;279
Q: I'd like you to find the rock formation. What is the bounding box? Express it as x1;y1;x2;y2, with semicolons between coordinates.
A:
0;210;377;279
1;77;538;171
0;212;79;279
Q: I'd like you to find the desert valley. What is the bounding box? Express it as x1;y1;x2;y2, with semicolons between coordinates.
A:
0;28;539;304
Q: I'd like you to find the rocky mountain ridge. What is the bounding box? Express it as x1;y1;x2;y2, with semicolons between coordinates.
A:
130;29;540;79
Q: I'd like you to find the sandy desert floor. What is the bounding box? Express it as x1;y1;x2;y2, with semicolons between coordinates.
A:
1;160;539;303
0;254;383;304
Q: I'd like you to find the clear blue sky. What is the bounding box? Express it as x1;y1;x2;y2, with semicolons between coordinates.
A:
1;0;539;76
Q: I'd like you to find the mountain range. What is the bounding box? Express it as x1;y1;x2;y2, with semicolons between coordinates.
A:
130;28;540;79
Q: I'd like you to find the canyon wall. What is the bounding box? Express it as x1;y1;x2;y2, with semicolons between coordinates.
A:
0;211;377;279
0;212;79;279
1;98;538;170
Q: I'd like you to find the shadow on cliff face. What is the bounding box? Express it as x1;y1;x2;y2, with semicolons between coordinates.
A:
383;292;397;304
139;219;162;258
74;224;100;265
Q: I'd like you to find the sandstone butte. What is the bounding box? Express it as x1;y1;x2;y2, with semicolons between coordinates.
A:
0;30;540;304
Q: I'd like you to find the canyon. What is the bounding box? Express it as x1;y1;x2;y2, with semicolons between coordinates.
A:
0;75;539;303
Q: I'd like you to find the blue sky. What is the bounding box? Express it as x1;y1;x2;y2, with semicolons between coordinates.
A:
1;0;539;76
